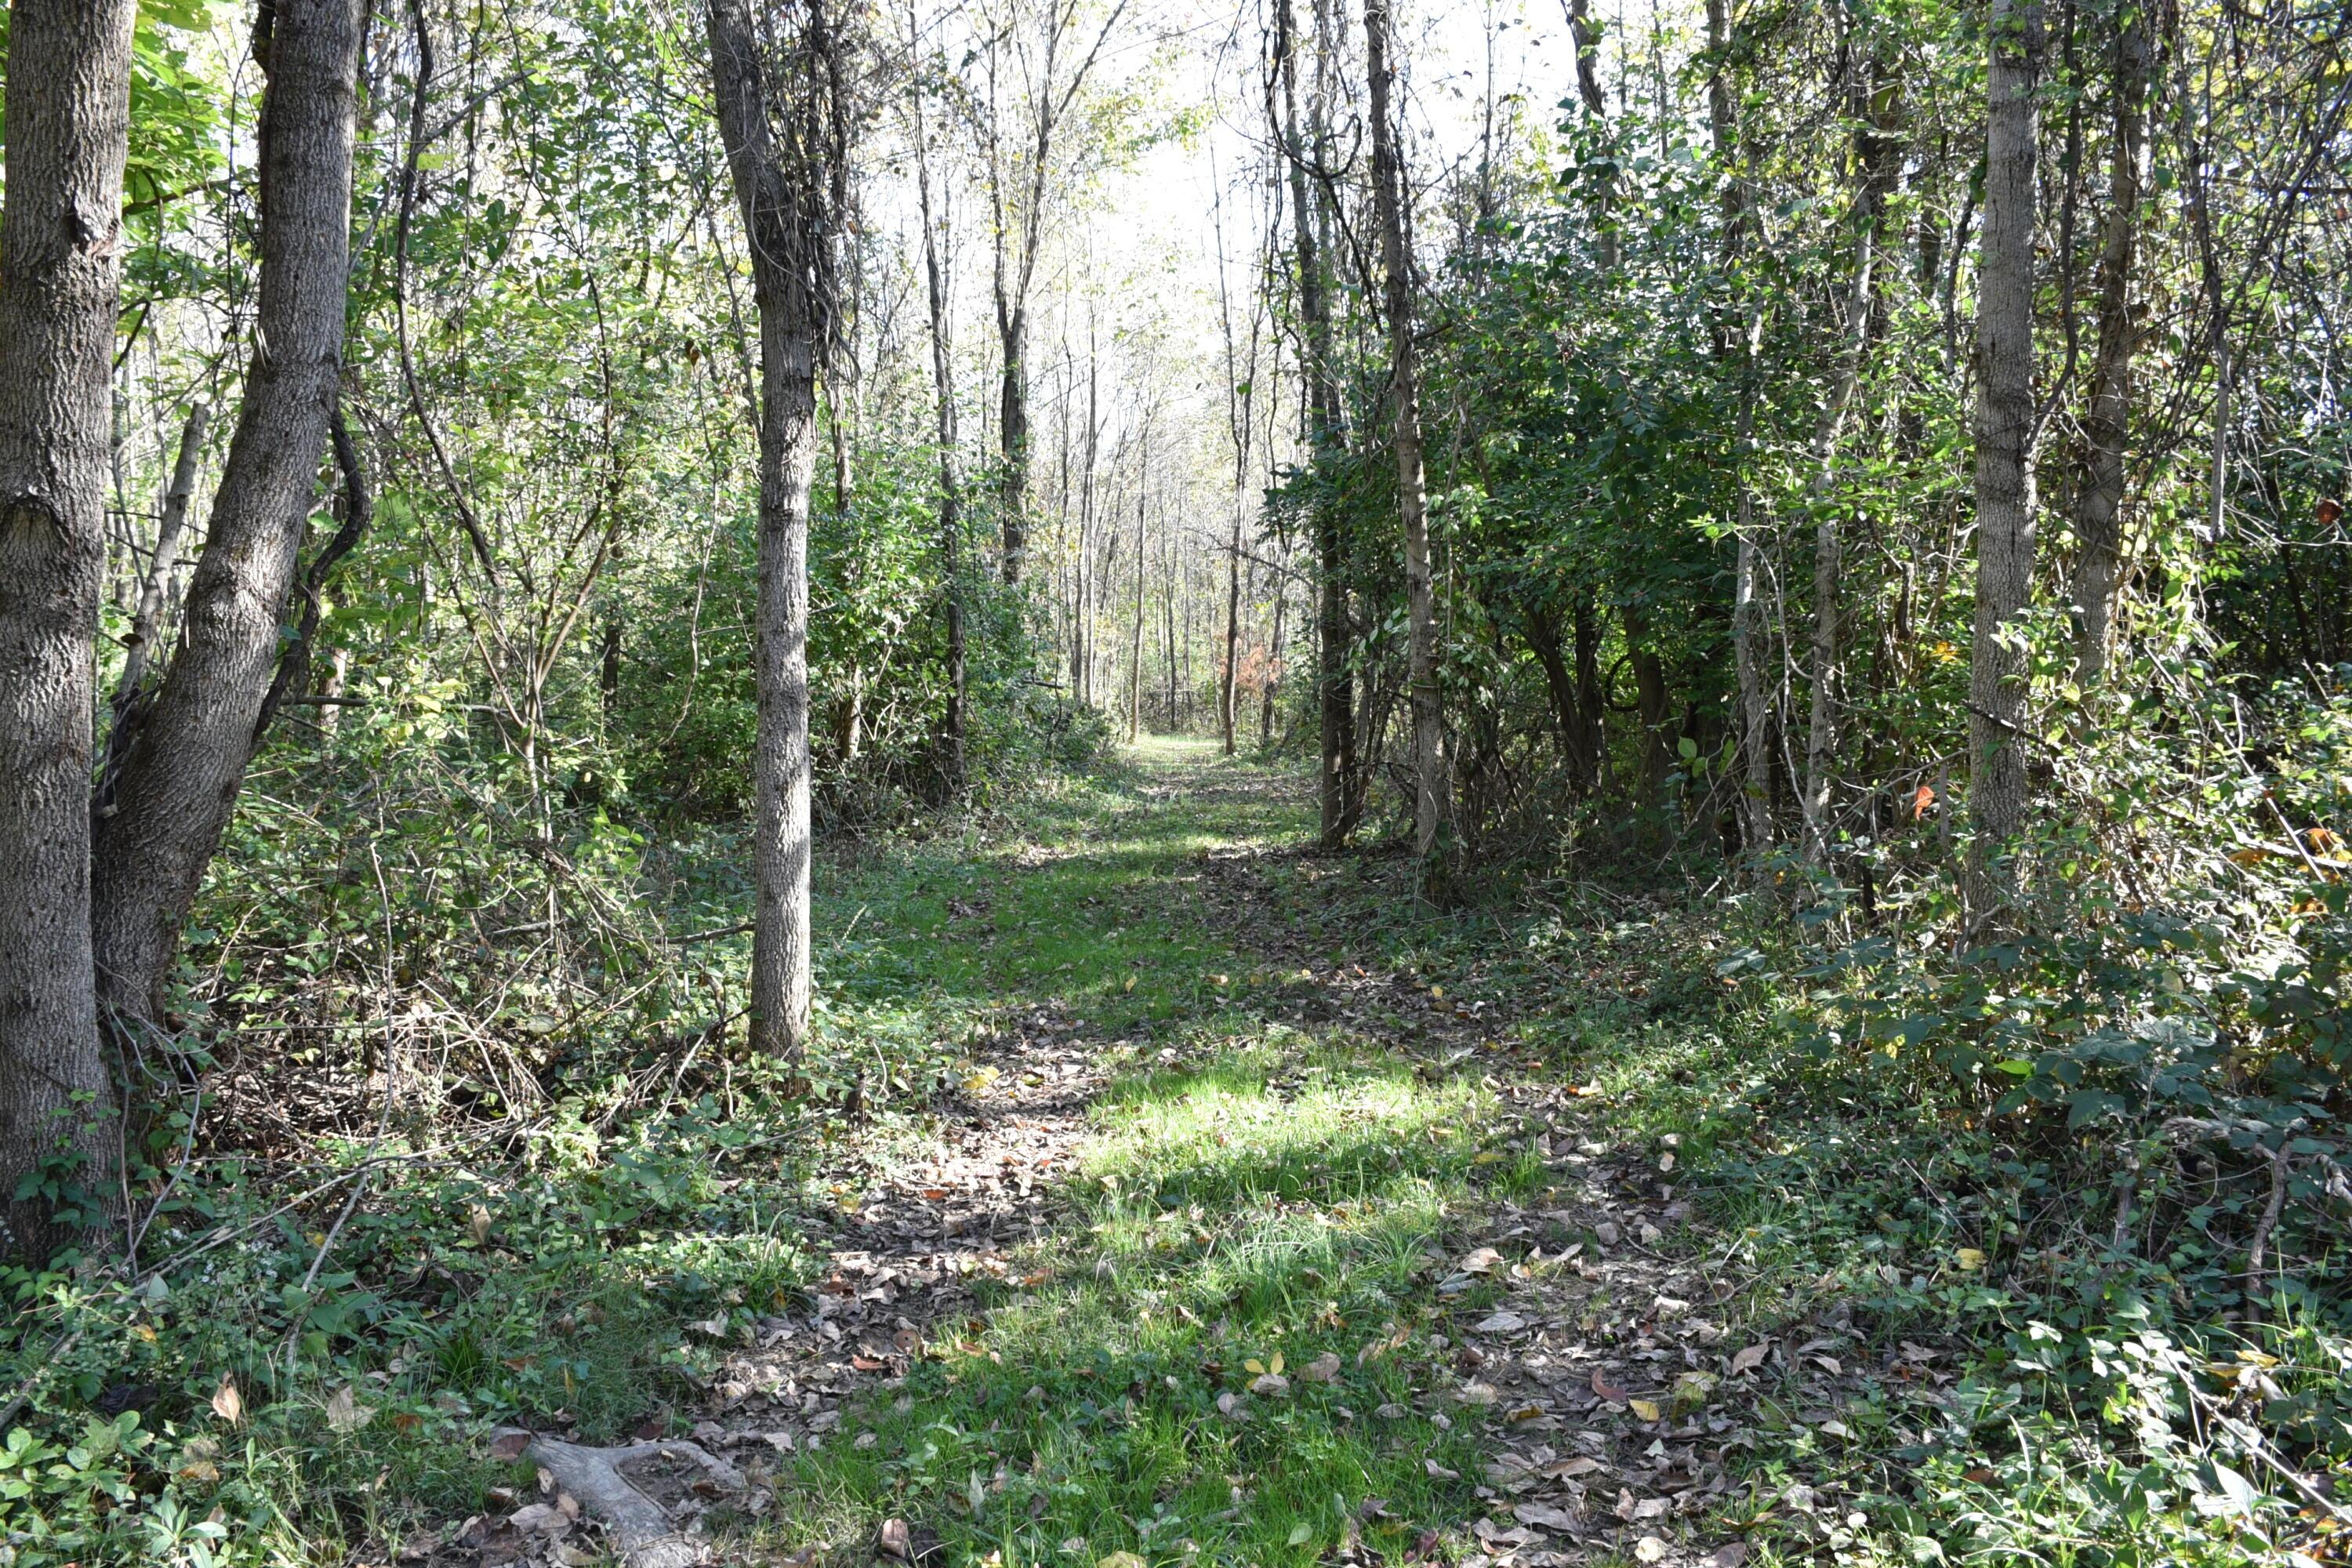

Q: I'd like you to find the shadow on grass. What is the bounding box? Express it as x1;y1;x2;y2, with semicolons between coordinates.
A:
759;1044;1542;1567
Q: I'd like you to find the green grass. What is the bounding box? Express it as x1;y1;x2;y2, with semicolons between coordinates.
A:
14;738;2345;1566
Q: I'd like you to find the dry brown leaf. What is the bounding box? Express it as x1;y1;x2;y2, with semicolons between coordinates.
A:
209;1373;242;1426
1730;1342;1770;1374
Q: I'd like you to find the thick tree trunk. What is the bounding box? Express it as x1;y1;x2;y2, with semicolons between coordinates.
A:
1364;0;1446;896
2070;7;2151;682
908;38;965;787
1968;0;2044;904
0;0;139;1255
92;0;362;1029
706;0;844;1060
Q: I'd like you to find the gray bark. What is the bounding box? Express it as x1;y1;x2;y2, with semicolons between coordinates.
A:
2070;9;2152;682
1968;0;2045;900
1365;0;1448;896
92;0;363;1029
0;0;140;1254
706;0;845;1060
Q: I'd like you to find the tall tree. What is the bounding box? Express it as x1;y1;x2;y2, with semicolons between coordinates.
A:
706;0;849;1059
1363;0;1446;896
1969;0;2045;903
0;0;140;1252
1272;0;1356;843
907;9;967;789
92;0;365;1030
978;0;1126;586
1798;43;1903;867
2070;2;2154;681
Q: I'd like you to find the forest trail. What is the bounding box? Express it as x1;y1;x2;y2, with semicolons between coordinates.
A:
466;741;1780;1568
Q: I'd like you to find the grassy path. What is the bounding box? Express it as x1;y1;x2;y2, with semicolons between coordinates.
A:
586;739;1753;1568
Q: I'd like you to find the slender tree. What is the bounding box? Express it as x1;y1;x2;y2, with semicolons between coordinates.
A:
706;0;849;1060
1363;0;1447;896
2071;3;2155;681
1272;0;1356;842
907;9;967;789
1969;0;2045;905
0;0;140;1253
92;0;365;1029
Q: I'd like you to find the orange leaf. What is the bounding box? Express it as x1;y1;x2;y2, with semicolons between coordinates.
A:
1911;784;1936;822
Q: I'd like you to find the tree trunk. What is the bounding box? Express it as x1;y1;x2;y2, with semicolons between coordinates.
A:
1705;0;1773;861
706;0;845;1059
2070;5;2151;682
92;0;363;1029
907;27;965;789
1221;519;1242;755
1364;0;1446;897
1261;582;1285;746
108;402;208;724
0;0;139;1255
1968;0;2044;905
1130;493;1146;741
1276;0;1355;844
1798;50;1902;867
1624;605;1675;805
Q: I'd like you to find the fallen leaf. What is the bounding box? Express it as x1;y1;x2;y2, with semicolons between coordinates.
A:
1250;1373;1290;1396
1425;1457;1460;1480
1098;1555;1146;1568
1635;1537;1668;1563
1730;1343;1771;1374
1956;1247;1986;1272
1475;1310;1528;1334
209;1374;242;1426
879;1519;913;1560
324;1384;374;1432
1592;1368;1628;1404
1513;1502;1577;1530
1711;1544;1750;1568
1628;1397;1662;1422
1456;1381;1498;1406
510;1503;569;1537
1457;1247;1504;1275
467;1203;492;1247
1301;1352;1342;1384
489;1429;532;1461
1548;1456;1602;1478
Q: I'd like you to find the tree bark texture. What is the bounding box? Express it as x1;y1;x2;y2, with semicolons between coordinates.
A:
92;0;361;1031
1969;0;2044;898
0;0;140;1254
706;0;844;1059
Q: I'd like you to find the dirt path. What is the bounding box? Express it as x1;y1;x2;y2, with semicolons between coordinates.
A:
460;749;1806;1568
